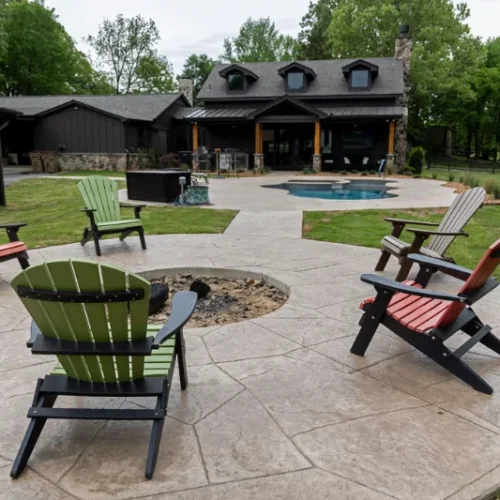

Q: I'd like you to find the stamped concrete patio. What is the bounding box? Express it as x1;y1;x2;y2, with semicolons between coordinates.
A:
2;208;500;500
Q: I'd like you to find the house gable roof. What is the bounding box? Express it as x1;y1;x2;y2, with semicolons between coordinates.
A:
218;64;259;81
248;95;327;119
198;57;402;101
277;62;316;79
0;93;189;121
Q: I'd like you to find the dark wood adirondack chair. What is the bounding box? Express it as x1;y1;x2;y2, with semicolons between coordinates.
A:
9;260;197;479
352;239;500;394
375;187;485;281
78;176;146;256
0;222;29;269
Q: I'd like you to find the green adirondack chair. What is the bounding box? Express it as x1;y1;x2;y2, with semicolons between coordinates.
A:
9;259;197;480
78;176;147;256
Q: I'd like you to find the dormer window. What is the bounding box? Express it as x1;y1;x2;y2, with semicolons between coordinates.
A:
287;72;305;91
278;62;316;93
342;59;379;91
228;72;244;91
350;69;370;89
219;64;259;94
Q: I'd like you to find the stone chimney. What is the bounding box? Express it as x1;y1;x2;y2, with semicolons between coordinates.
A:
178;78;194;106
393;24;412;170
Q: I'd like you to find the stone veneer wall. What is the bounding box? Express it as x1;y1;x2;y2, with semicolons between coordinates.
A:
394;27;413;171
58;153;139;172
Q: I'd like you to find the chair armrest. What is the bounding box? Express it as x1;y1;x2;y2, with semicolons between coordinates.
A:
120;204;145;219
384;217;440;227
152;291;197;347
81;208;97;213
409;254;473;281
407;228;468;237
0;222;27;230
361;274;467;302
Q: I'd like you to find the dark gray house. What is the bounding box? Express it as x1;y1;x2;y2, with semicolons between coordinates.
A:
174;27;412;171
0;93;190;165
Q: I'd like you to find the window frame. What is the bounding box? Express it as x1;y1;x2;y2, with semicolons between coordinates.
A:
348;68;372;91
226;71;246;93
286;71;306;92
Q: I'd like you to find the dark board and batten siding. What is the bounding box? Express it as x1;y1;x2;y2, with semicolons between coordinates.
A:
34;106;125;153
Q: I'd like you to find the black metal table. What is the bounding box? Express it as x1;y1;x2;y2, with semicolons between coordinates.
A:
126;170;191;203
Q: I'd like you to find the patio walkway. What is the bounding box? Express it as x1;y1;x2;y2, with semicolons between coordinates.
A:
2;225;500;499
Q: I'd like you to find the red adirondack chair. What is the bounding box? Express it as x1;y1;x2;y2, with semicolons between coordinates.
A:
0;223;29;269
351;239;500;394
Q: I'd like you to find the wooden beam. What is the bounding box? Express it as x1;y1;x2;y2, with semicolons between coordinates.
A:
192;123;199;151
314;121;321;155
255;122;263;154
388;121;395;155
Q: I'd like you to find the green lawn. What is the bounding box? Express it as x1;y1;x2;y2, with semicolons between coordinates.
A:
303;206;500;274
0;179;237;248
421;168;500;183
56;170;126;178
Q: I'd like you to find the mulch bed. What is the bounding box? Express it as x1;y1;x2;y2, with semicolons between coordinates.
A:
149;274;287;328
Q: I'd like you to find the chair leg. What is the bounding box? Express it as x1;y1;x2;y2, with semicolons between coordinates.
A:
138;228;147;250
396;257;413;282
462;319;500;356
81;228;92;246
176;330;188;390
11;387;57;479
145;380;168;479
375;249;391;272
17;252;30;270
119;230;133;242
93;233;102;257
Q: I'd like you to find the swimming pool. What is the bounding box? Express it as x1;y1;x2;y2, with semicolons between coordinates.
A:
266;180;396;200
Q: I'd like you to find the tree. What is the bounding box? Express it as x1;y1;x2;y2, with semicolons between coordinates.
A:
327;0;484;143
297;0;338;60
221;17;298;63
134;53;176;93
87;14;160;94
181;53;216;100
0;0;91;95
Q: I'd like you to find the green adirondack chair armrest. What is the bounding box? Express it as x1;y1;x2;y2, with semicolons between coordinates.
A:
120;203;146;219
153;291;197;347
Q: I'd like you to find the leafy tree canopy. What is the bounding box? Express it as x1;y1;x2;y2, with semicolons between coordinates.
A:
297;0;338;60
180;53;216;101
222;17;298;63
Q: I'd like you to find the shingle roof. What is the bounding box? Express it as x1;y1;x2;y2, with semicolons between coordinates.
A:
175;107;254;120
198;58;403;100
0;93;185;121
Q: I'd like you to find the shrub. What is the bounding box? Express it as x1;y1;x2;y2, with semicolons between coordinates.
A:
159;153;181;170
401;166;414;176
464;173;480;188
493;184;500;200
338;170;348;175
412;174;422;178
257;166;270;175
408;146;425;174
361;171;369;176
302;167;313;175
350;169;359;174
448;173;455;182
432;173;438;180
458;175;464;183
483;178;496;195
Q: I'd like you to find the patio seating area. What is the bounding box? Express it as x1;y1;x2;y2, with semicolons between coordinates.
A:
3;218;500;500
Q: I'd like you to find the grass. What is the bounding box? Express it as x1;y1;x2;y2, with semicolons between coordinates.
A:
421;168;500;184
303;206;500;275
56;170;126;178
0;179;237;248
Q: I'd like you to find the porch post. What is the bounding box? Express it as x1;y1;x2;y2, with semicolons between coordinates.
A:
386;120;396;172
254;121;264;171
192;123;199;151
313;121;321;172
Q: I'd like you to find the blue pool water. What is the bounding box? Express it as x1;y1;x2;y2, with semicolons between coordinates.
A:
267;180;395;200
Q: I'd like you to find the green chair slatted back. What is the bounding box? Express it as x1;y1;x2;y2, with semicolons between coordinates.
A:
12;260;151;383
78;176;121;224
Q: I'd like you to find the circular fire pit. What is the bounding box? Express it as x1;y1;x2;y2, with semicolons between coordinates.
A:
140;268;289;328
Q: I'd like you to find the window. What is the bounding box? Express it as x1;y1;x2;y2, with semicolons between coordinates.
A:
287;71;305;91
350;69;370;89
228;72;244;91
342;130;374;150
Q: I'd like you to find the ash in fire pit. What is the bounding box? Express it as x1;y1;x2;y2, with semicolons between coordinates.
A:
149;274;287;328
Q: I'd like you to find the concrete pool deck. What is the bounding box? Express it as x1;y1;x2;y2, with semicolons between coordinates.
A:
2;216;500;499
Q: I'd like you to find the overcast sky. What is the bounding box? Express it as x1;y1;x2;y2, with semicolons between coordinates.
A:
46;0;500;73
